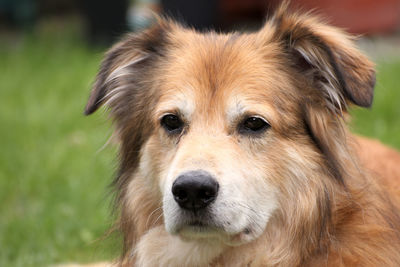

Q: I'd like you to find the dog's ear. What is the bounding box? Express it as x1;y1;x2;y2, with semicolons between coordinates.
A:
265;5;375;184
268;3;375;113
84;18;172;115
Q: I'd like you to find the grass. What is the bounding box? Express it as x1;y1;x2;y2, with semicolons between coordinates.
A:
0;28;120;266
350;60;400;148
0;24;399;267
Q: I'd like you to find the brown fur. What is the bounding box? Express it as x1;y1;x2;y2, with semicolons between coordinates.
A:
85;4;400;267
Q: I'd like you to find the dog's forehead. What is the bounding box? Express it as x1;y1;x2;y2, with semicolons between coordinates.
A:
157;30;293;116
163;31;280;86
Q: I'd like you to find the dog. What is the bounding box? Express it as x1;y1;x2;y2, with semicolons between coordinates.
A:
84;4;400;266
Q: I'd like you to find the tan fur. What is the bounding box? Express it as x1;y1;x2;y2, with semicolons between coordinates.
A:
85;4;400;267
355;136;400;205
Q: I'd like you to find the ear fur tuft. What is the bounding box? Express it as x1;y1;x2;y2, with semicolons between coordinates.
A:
268;3;375;112
84;18;173;115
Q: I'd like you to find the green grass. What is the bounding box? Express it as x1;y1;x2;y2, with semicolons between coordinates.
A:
0;27;399;267
350;61;400;149
0;31;120;266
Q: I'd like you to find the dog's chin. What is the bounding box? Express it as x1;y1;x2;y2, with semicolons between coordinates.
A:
171;221;263;246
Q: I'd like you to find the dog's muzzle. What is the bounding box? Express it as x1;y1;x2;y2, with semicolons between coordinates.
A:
172;170;219;212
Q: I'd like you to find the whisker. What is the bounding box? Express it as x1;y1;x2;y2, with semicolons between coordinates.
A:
146;206;163;228
153;213;164;226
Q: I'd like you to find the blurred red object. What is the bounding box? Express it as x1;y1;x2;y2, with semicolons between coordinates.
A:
220;0;400;34
292;0;400;34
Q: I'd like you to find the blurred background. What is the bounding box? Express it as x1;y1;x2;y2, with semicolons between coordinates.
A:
1;0;399;266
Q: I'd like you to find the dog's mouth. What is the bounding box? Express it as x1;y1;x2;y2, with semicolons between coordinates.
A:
177;221;224;240
165;201;264;244
175;217;223;235
175;219;258;246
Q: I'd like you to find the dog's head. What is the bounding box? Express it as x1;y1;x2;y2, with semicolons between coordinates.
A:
85;7;374;248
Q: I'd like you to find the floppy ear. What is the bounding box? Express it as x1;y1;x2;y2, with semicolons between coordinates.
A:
84;19;177;196
84;19;172;115
270;4;375;113
267;5;376;184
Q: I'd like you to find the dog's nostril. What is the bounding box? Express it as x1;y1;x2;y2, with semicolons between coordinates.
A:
174;189;188;202
198;188;216;201
172;170;219;211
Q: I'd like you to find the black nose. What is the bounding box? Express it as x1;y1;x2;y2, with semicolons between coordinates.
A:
172;171;219;211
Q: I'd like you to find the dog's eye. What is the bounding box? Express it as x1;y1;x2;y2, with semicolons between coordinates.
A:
239;116;270;134
161;114;184;133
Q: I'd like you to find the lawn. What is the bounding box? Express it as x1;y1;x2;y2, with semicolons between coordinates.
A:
0;26;399;266
0;29;120;266
351;59;400;148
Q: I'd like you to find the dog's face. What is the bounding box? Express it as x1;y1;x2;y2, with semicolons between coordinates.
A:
85;10;375;248
153;37;288;244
